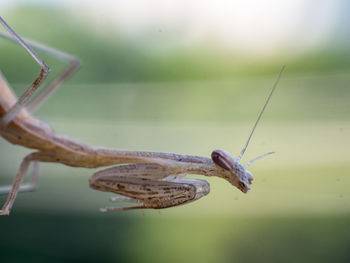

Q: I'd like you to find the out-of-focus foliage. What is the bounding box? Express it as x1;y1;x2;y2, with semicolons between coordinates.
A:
1;8;350;124
1;7;350;85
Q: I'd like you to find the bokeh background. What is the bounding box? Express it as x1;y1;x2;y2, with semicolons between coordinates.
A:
0;1;350;262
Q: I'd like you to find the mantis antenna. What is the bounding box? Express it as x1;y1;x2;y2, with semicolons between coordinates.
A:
236;65;286;162
244;151;275;168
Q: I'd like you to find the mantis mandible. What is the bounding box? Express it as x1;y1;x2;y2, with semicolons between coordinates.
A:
0;16;284;215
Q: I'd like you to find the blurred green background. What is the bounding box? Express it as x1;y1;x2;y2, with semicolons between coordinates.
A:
0;1;350;262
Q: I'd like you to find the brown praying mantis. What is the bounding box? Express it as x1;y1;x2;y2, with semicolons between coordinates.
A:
0;16;285;215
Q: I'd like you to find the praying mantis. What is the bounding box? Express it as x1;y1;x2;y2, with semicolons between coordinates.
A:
0;16;285;215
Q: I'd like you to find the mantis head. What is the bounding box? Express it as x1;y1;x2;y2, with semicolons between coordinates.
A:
211;149;273;193
211;149;252;193
210;65;285;193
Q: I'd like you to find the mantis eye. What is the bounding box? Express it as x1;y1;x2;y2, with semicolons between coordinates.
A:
211;149;234;171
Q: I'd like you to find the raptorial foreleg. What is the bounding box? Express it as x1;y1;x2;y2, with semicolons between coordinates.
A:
90;163;210;212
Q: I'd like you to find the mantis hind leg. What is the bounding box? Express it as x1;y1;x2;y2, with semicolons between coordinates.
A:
90;163;210;212
0;153;39;215
0;16;80;126
0;161;39;196
0;16;49;126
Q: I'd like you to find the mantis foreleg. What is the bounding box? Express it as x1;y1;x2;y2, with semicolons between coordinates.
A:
89;163;210;211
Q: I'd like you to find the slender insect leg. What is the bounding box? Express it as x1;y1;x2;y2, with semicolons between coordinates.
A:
0;17;81;115
0;161;39;196
100;205;146;212
0;16;50;127
0;153;37;215
109;195;135;202
4;35;80;112
105;195;142;212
